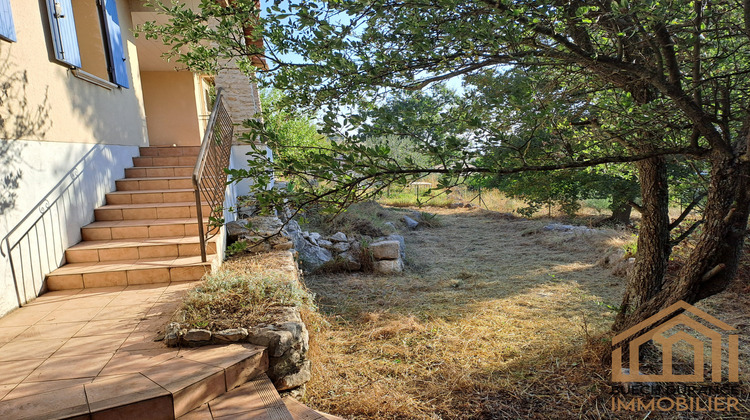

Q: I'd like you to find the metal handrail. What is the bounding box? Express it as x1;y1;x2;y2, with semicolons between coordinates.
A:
192;88;234;262
1;146;101;307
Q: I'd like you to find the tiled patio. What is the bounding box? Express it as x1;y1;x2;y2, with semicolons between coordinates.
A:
0;283;189;401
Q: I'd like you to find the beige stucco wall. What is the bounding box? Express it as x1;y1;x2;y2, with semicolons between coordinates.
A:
0;0;148;146
141;71;202;146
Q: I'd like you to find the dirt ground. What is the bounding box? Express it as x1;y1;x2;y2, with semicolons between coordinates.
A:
300;206;749;419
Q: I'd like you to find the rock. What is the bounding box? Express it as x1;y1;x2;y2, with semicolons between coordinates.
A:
273;242;294;251
309;232;321;242
247;328;295;358
330;232;348;242
226;221;250;243
332;241;350;253
184;329;212;342
302;231;310;240
275;361;312;391
402;215;419;229
164;322;183;347
385;234;406;261
543;223;597;234
373;259;404;274
317;239;333;249
383;221;396;230
293;234;333;272
214;328;249;342
369;240;400;260
409;211;422;220
448;202;463;209
338;251;361;271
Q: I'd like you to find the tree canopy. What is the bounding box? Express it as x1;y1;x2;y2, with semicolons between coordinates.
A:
141;0;750;333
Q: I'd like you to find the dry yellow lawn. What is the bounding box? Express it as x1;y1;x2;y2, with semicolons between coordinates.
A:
299;206;750;419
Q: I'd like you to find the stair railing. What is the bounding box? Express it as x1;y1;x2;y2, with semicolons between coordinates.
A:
192;88;234;262
1;146;103;307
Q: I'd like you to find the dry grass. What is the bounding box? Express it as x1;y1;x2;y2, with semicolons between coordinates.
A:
300;206;750;419
178;253;315;330
303;207;630;419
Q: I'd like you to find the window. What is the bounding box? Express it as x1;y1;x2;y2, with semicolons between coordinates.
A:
0;0;16;42
46;0;129;88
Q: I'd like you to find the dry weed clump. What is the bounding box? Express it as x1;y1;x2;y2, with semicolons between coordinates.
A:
178;253;315;330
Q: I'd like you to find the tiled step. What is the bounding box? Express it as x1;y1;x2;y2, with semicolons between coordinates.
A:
81;218;210;241
46;255;213;289
65;236;219;263
0;343;267;420
140;145;201;157
282;396;346;420
125;165;194;178
133;155;198;167
116;176;194;191
95;202;211;221
179;374;293;420
106;189;208;205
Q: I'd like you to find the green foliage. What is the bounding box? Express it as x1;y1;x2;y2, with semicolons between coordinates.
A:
226;240;249;257
259;89;329;162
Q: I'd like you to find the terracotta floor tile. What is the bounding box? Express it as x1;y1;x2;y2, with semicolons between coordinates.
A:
141;357;224;394
179;344;264;370
178;403;213;420
0;306;55;327
14;322;85;341
25;353;113;382
74;318;140;337
57;294;117;309
22;289;82;307
0;338;67;361
0;384;14;400
119;331;167;352
37;307;103;324
124;283;170;293
85;372;172;417
6;377;94;400
107;293;161;307
76;286;126;295
96;305;152;321
52;333;130;357
0;359;45;385
146;301;181;318
0;384;89;419
98;349;178;377
0;326;28;342
133;316;171;334
207;385;269;418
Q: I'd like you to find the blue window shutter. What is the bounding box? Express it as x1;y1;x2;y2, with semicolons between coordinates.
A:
45;0;81;67
102;0;129;88
0;0;17;42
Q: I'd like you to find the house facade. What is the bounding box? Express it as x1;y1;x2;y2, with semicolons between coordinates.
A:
0;0;264;316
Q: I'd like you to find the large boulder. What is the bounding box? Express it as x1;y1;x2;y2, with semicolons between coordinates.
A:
373;259;404;274
295;239;333;272
402;215;419;229
330;232;348;242
369;240;401;260
226;221;251;243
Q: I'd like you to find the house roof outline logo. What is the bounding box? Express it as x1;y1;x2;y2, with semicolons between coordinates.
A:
612;300;739;383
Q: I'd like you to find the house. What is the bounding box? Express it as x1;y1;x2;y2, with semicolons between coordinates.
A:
0;0;265;317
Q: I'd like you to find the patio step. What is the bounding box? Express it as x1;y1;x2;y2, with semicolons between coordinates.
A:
81;218;210;241
116;176;194;191
94;202;211;221
179;374;292;420
65;236;219;263
133;155;198;167
106;188;203;205
0;343;268;420
46;255;213;289
282;396;346;420
125;165;194;178
139;145;201;157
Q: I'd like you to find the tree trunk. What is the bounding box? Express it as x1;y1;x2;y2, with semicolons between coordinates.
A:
613;156;671;330
610;195;633;225
614;151;750;333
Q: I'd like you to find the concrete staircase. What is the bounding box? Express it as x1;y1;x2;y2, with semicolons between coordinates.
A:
45;146;219;290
